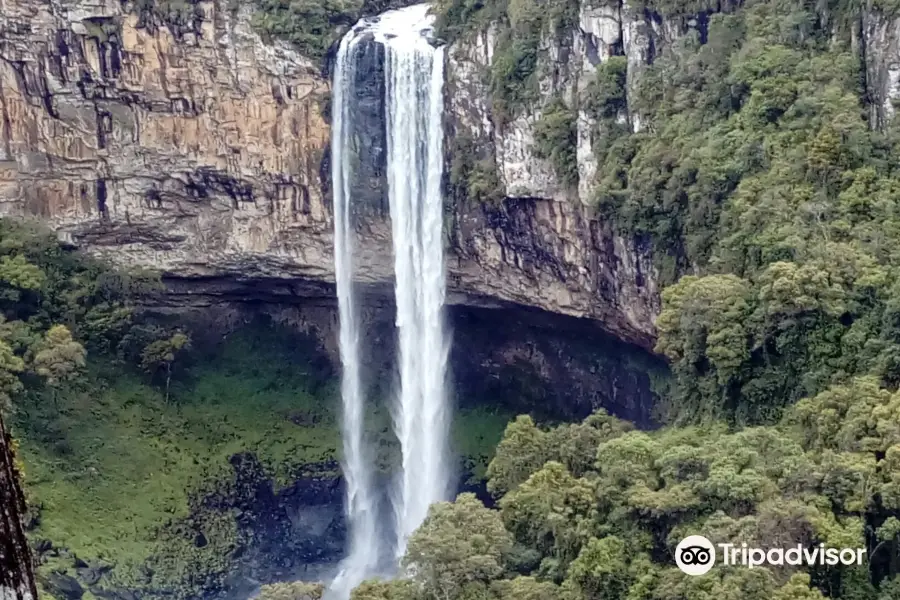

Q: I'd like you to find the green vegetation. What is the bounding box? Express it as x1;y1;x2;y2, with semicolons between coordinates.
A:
533;99;578;188
588;0;900;427
354;401;900;599
251;0;363;62
453;406;512;483
436;0;577;122
389;0;900;599
17;328;337;566
0;220;512;599
130;0;362;62
449;132;505;204
436;0;900;426
133;0;205;33
583;56;628;120
258;580;325;599
14;319;511;597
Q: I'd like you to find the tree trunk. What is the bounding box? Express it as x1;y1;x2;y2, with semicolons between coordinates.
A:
165;363;171;404
0;413;38;600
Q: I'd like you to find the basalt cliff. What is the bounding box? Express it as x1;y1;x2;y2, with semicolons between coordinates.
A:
4;0;900;351
0;0;663;351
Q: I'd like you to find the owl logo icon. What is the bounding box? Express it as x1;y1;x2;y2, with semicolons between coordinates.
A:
676;535;716;576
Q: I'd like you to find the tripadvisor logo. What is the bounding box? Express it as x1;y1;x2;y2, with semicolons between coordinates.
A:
675;535;867;576
676;536;717;575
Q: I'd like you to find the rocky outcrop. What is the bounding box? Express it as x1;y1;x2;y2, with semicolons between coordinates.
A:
0;414;38;600
443;1;706;203
441;1;686;346
4;0;900;352
0;0;661;350
863;7;900;130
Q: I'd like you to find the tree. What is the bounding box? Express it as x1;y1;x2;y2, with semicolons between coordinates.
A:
772;573;826;600
561;536;633;600
403;493;512;600
499;462;596;567
0;253;44;304
141;331;191;403
547;410;633;478
0;340;24;412
654;274;753;422
32;324;86;407
486;415;550;497
490;577;559;600
257;581;324;600
350;579;418;600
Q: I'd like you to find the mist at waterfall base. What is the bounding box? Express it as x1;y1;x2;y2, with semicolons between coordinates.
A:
326;5;452;599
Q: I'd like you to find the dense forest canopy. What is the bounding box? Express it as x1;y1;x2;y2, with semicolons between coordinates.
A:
347;404;900;599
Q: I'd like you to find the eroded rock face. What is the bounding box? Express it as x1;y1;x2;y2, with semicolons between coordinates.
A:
0;0;334;281
863;9;900;130
0;0;661;350
443;0;669;346
0;414;38;600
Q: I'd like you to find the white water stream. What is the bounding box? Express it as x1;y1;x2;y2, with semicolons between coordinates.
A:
328;31;382;599
380;10;452;560
328;3;451;597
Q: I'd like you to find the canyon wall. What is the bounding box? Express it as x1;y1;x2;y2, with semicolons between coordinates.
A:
0;0;660;350
4;0;900;352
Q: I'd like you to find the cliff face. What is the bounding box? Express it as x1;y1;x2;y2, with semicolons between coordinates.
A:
0;415;38;600
0;0;335;282
0;0;661;350
863;8;900;130
443;2;670;346
7;0;899;351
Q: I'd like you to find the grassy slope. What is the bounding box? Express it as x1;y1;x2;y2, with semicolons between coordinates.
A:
13;322;511;582
17;326;337;574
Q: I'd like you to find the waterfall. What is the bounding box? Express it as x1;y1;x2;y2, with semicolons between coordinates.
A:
328;32;382;598
327;3;451;596
383;27;451;560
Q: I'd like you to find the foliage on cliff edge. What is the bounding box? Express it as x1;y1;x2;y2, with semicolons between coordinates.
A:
437;0;900;429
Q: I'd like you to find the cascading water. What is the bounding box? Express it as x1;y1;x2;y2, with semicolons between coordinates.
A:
328;32;383;599
381;16;452;560
327;3;452;596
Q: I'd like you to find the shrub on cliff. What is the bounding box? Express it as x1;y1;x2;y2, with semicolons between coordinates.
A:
533;99;578;189
251;0;362;61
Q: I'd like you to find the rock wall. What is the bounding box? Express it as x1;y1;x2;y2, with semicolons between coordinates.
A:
3;0;900;351
0;414;38;600
0;0;334;282
863;7;900;130
0;0;661;350
440;0;708;348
